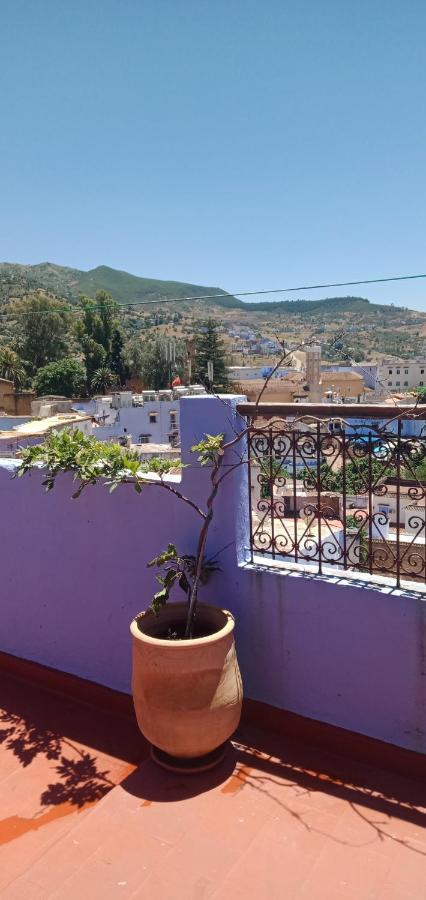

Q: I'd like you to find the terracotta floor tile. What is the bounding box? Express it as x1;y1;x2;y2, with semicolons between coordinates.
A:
48;838;171;900
133;870;216;900
0;671;146;896
1;875;51;900
1;672;426;900
383;841;426;893
377;886;424;900
296;843;393;899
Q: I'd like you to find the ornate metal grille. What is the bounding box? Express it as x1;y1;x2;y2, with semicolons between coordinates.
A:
238;403;426;588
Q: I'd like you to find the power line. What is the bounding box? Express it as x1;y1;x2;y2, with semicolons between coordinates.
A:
0;271;425;318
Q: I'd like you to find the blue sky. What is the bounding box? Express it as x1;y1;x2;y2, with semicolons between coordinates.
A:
1;0;425;309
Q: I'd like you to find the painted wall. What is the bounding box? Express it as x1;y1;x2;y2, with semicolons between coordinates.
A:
0;395;424;754
77;398;179;444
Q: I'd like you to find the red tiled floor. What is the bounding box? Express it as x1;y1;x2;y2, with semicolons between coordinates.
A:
0;670;147;894
0;673;425;898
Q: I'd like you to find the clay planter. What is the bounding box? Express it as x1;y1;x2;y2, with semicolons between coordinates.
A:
130;602;243;761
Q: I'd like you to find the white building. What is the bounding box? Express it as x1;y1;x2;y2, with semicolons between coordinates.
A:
0;410;93;455
76;386;206;446
294;354;426;396
377;359;426;392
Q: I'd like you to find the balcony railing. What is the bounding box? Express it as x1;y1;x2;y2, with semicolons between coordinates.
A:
237;402;426;588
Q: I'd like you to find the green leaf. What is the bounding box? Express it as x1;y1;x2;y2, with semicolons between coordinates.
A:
151;587;169;615
191;433;225;465
147;544;178;568
178;572;189;594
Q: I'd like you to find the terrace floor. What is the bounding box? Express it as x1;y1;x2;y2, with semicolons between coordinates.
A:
0;669;425;899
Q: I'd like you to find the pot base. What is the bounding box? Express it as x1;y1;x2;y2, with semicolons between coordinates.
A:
151;742;228;774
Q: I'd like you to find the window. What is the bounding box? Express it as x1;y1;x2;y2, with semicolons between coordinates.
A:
404;369;409;375
404;381;408;386
421;369;424;375
139;434;151;444
420;381;424;386
396;369;400;374
388;369;392;374
396;381;400;386
149;412;157;424
388;381;392;386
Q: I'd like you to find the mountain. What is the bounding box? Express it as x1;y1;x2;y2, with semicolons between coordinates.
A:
0;262;237;308
0;261;406;317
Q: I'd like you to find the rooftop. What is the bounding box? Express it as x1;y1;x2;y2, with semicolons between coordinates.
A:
0;663;424;900
0;394;425;896
0;412;91;441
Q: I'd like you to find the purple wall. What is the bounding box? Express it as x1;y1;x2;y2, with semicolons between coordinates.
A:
0;395;425;754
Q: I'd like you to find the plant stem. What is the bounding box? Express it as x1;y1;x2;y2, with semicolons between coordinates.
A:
184;454;223;638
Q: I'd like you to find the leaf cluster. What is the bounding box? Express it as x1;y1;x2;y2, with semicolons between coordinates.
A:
191;433;225;466
147;543;219;616
15;428;181;496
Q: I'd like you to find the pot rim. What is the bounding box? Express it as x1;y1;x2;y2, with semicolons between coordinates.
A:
130;602;235;648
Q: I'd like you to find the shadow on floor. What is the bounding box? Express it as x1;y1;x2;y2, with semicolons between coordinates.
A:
120;722;426;855
0;672;147;814
1;671;425;859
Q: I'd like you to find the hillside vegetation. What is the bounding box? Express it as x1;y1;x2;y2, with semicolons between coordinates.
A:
0;261;403;316
0;261;425;372
0;262;235;308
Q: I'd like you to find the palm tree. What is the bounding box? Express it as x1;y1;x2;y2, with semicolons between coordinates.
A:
0;347;26;389
90;367;117;395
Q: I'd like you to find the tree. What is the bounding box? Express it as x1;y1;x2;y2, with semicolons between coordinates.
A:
75;292;125;391
299;456;395;495
0;346;26;388
343;457;394;494
138;337;185;391
193;319;228;390
110;326;130;386
412;458;426;481
33;358;87;398
124;338;145;379
299;462;340;492
10;293;71;374
91;367;117;395
260;458;290;498
80;338;107;388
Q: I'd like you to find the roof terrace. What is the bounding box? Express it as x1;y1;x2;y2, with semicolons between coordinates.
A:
0;395;425;896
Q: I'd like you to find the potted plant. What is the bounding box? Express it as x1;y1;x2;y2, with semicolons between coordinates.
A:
15;340;314;770
16;427;244;771
131;544;242;769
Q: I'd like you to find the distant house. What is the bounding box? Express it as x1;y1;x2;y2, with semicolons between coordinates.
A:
0;378;35;416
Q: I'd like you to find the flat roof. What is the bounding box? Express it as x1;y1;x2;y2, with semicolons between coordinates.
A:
0;413;91;440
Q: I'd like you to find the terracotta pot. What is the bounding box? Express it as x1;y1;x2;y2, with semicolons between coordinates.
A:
130;602;243;759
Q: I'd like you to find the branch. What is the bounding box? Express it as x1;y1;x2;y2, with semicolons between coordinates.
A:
136;476;206;519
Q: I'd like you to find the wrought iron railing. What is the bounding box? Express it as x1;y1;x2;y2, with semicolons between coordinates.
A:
237;403;426;588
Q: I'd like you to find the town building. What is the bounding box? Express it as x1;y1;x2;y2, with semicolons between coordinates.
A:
0;378;35;415
75;385;207;446
228;365;297;382
377;358;426;391
235;366;365;404
0;409;92;455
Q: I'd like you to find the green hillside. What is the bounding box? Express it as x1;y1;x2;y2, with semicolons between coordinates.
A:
0;262;235;308
0;261;406;317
